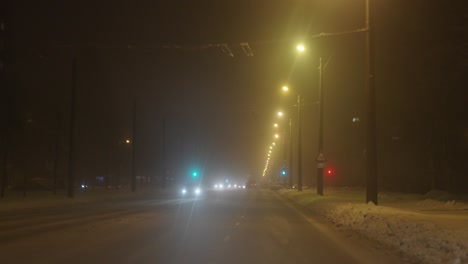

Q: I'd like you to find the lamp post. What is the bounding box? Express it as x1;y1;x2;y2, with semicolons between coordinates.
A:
365;0;378;205
296;45;327;195
316;57;325;196
297;94;302;191
282;86;302;192
289;117;293;188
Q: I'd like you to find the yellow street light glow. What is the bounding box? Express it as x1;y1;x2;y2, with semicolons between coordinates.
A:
274;123;278;127
125;139;131;144
275;134;279;139
277;112;283;117
282;86;289;92
297;44;305;52
270;146;273;149
272;142;276;145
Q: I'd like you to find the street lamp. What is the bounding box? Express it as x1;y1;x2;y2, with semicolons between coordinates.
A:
282;85;302;192
315;56;326;196
276;104;293;189
296;44;305;52
294;44;327;195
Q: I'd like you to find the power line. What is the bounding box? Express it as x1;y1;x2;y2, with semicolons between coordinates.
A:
12;27;368;57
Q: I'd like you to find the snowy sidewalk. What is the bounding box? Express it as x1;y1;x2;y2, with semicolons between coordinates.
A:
278;187;468;264
0;187;174;211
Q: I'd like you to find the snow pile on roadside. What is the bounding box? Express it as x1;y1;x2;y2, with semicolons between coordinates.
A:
321;202;467;264
280;189;468;264
416;199;468;211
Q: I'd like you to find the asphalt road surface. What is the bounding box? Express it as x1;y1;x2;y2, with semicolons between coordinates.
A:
0;188;404;264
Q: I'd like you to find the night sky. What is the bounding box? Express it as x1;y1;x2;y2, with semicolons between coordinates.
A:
2;1;467;191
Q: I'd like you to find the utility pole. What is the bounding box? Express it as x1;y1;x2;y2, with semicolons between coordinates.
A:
1;0;12;198
316;57;325;196
289;117;293;188
131;98;137;192
297;94;302;191
282;127;286;186
53;111;61;195
365;0;378;205
67;57;77;198
1;83;10;199
161;116;166;188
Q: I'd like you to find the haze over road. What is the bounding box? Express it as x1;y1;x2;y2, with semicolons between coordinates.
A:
0;189;404;264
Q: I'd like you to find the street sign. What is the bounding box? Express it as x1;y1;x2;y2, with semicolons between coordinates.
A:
317;162;326;168
316;152;327;162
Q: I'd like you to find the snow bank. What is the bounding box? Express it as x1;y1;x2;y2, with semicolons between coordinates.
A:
280;188;468;264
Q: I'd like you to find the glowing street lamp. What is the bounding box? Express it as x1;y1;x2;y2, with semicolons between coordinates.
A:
295;44;326;196
296;44;305;52
274;134;279;139
281;83;302;192
277;112;283;117
274;123;278;128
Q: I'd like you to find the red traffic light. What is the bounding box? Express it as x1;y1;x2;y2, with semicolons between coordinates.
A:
326;168;333;176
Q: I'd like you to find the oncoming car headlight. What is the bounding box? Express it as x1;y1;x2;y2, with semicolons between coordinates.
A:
181;188;187;195
194;188;201;195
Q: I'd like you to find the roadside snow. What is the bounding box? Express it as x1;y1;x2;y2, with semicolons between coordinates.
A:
279;188;468;264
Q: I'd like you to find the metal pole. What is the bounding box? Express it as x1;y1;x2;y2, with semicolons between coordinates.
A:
53;111;61;195
67;57;77;198
297;94;302;191
283;127;286;186
317;57;324;196
289;117;293;188
1;90;11;198
161;116;167;188
365;0;378;205
131;98;137;192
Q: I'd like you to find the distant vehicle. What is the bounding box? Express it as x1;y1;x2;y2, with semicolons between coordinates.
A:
180;183;202;197
246;180;257;189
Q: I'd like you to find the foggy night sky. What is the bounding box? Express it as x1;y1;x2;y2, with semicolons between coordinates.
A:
4;0;467;187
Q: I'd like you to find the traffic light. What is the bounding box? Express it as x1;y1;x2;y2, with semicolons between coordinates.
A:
192;171;198;178
326;168;333;177
281;169;287;176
